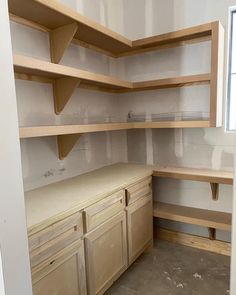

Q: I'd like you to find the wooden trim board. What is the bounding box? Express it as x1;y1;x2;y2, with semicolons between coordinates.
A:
154;227;231;256
153;166;233;185
153;202;232;231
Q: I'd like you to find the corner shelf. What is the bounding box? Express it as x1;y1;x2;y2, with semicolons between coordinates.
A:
9;0;220;59
153;202;232;232
19;121;210;159
14;54;211;113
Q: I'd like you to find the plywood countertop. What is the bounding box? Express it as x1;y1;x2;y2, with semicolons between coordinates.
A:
25;163;153;235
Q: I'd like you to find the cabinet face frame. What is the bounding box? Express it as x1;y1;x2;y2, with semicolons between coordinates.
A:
84;212;128;295
126;194;153;265
32;240;87;295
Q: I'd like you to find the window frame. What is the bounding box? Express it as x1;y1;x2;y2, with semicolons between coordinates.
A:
227;8;236;131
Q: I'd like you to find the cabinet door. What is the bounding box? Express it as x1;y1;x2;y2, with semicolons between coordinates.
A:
126;194;153;264
84;212;127;295
32;240;86;295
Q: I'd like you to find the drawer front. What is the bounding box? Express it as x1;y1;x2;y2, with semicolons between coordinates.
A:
29;212;83;268
84;190;125;233
126;177;152;205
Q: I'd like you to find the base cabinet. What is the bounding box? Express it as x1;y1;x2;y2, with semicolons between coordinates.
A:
32;240;87;295
84;212;128;295
126;194;153;264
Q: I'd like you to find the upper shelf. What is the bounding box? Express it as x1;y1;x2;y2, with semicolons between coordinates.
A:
9;0;217;57
8;0;132;56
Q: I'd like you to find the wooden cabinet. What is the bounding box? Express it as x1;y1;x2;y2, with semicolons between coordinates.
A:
84;212;128;295
32;240;87;295
83;190;125;233
29;212;83;268
126;194;153;264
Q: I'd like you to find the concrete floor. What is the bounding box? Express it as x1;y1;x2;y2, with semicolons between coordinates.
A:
105;240;230;295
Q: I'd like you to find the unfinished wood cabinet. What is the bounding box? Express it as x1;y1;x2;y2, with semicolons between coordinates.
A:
126;176;153;264
29;212;83;268
126;193;153;264
84;212;127;295
83;190;125;233
32;240;87;295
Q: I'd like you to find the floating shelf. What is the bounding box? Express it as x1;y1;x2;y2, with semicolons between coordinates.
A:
153;202;232;231
9;0;218;58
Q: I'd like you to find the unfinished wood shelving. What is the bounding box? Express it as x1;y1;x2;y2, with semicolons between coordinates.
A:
14;54;211;114
19;122;210;159
153;202;232;232
153;166;233;200
8;0;221;58
153;167;233;255
10;0;225;160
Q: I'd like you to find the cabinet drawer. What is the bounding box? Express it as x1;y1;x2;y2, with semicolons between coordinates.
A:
126;177;152;205
29;212;83;268
83;190;125;233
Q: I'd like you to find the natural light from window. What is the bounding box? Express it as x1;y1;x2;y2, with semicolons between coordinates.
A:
228;10;236;130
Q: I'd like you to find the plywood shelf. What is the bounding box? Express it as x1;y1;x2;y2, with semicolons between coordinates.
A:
153;166;233;185
153;202;232;231
13;55;132;91
8;0;132;57
9;0;217;57
14;55;210;93
19;121;211;139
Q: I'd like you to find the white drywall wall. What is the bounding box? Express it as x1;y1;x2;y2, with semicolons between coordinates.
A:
0;0;32;294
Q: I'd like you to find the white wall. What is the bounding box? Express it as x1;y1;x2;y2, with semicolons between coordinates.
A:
0;0;32;294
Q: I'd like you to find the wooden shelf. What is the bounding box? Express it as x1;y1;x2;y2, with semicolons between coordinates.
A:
153;166;233;185
8;0;132;57
9;0;217;57
153;202;232;231
13;55;132;91
19;121;212;139
14;55;210;92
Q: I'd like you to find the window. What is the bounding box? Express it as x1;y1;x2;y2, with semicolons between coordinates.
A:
227;9;236;130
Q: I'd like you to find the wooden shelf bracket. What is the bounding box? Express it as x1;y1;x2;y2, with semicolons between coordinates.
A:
50;22;78;64
208;227;216;240
57;133;82;160
210;183;219;201
53;77;81;114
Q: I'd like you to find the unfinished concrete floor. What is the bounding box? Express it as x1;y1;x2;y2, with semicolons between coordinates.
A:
105;240;230;295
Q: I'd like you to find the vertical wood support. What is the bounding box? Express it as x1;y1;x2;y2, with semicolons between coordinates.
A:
208;228;216;240
210;21;224;127
57;134;82;160
50;22;78;64
210;183;219;201
53;77;80;114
